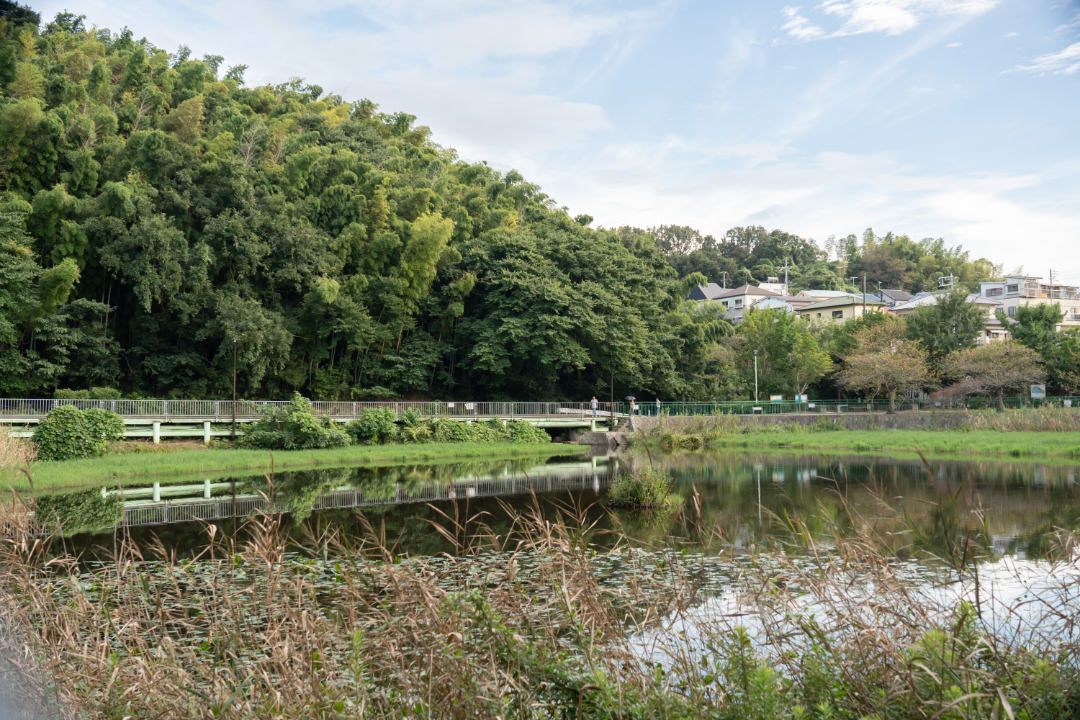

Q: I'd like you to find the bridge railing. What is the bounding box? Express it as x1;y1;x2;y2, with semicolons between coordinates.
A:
0;399;614;421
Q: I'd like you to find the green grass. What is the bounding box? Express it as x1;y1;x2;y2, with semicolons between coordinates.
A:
704;429;1080;458
5;442;581;493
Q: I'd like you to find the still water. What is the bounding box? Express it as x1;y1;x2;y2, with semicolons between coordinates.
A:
59;450;1080;563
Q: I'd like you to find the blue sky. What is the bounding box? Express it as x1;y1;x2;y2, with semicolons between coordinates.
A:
36;0;1080;282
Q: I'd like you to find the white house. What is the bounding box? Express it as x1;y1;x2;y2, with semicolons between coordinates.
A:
978;275;1080;330
712;285;780;323
796;295;886;324
751;295;818;314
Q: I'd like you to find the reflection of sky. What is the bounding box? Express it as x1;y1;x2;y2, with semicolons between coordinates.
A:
630;554;1080;668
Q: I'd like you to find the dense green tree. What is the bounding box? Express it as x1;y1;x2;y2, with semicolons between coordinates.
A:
999;304;1080;394
904;288;984;367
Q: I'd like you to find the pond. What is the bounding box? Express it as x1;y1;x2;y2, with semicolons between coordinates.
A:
53;449;1080;563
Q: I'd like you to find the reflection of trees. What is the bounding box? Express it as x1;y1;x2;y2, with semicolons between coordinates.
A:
651;450;1080;562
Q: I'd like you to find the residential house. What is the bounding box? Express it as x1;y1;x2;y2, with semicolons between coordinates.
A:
687;283;728;302
978;275;1080;330
891;292;1005;344
796;295;886;324
751;295;818;314
878;289;913;307
758;276;788;295
712;285;780;323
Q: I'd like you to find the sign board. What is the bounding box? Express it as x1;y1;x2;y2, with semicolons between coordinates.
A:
1064;400;1073;408
770;395;783;403
465;402;475;410
808;403;815;409
794;394;808;403
1031;384;1046;400
446;402;455;408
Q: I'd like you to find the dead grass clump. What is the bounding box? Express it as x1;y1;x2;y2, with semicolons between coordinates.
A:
0;425;36;478
963;405;1080;432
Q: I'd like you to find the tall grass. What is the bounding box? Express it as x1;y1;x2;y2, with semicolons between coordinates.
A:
0;425;36;486
0;468;1077;719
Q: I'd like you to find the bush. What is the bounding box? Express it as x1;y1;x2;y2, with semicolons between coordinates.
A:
607;465;678;509
346;408;399;445
33;406;125;461
89;387;122;400
239;393;351;450
53;389;89;400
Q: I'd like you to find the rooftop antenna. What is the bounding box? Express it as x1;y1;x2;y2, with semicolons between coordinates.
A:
938;275;956;289
849;276;859;293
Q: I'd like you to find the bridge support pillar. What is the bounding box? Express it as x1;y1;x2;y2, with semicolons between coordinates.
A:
590;420;596;432
203;421;211;445
152;422;161;444
203;479;211;499
152;483;160;502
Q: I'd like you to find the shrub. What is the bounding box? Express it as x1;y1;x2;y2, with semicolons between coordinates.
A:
53;389;89;400
346;408;399;445
811;416;844;433
607;465;678;509
33;406;124;461
239;393;351;450
89;387;122;400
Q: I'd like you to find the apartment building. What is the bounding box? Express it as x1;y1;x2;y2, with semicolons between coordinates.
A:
978;275;1080;330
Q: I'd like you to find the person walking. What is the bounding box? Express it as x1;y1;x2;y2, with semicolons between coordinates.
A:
655;398;661;416
590;396;598;417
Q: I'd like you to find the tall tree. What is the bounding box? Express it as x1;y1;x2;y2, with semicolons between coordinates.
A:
941;342;1046;410
838;320;929;412
904;288;984;367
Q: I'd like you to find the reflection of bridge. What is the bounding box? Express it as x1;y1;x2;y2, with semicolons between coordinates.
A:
116;461;614;527
0;399;623;440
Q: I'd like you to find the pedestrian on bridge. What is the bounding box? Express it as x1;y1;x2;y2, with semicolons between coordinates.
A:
590;396;598;417
656;398;661;416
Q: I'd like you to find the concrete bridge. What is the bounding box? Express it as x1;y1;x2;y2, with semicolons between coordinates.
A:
0;399;624;441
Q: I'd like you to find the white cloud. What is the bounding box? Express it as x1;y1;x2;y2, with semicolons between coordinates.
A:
946;42;962;47
780;6;827;40
1003;31;1017;37
1007;41;1080;76
781;0;998;40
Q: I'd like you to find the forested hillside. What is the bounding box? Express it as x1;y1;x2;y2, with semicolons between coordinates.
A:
0;4;1003;402
0;5;740;401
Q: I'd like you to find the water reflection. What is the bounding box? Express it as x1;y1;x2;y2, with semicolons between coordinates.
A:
54;450;1080;563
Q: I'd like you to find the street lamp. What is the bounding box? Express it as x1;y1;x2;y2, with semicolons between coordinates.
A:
754;350;759;403
231;336;238;438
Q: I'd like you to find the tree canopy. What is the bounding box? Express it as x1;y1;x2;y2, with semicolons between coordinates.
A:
0;10;738;401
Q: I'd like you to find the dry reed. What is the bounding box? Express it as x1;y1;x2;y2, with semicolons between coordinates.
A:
0;465;1076;719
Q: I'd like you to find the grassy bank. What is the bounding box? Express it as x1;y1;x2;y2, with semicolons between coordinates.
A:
5;442;580;493
691;429;1080;457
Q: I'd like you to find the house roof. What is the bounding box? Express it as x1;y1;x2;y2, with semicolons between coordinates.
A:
880;289;912;302
753;295;817;306
796;290;857;299
715;284;780;299
891;293;1001;313
797;295;886;312
687;283;726;301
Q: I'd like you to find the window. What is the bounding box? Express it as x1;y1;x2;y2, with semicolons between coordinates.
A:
1007;284;1018;293
1008;306;1016;317
832;310;843;319
816;312;821;317
986;288;1002;297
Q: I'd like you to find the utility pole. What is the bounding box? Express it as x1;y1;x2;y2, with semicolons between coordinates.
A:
862;275;867;317
782;258;790;295
232;337;238;438
754;350;759;403
849;276;858;293
720;271;728;289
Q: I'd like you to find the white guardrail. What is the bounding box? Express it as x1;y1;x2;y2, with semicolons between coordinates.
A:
0;399;615;421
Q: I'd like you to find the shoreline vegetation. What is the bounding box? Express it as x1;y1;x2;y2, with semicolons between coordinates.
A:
2;442;580;493
635;408;1080;458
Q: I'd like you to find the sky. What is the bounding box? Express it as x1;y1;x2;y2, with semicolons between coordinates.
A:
34;0;1080;283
